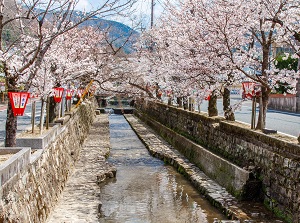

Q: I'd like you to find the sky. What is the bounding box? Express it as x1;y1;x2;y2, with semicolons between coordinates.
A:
74;0;167;29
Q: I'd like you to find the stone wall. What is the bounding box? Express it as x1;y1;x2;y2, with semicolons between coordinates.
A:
268;94;297;112
135;98;300;223
0;99;96;223
134;111;254;200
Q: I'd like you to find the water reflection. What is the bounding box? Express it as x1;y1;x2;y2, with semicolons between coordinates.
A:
98;115;225;223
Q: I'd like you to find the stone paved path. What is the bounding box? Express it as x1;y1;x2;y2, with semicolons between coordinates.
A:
46;114;115;223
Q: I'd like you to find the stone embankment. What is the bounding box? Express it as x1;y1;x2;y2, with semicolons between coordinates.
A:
135;99;300;223
46;114;115;222
124;114;283;223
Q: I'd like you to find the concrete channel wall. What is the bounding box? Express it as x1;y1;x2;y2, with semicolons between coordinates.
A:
135;98;300;223
16;124;62;150
0;99;96;223
0;148;31;187
134;111;252;198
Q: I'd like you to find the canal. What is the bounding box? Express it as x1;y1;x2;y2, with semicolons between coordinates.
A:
98;114;226;223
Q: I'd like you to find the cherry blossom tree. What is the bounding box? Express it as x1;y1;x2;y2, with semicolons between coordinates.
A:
132;0;300;128
0;0;135;146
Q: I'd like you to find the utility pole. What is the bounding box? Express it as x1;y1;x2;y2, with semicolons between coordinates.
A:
150;0;154;28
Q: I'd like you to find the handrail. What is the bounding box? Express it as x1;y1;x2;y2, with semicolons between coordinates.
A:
75;80;94;108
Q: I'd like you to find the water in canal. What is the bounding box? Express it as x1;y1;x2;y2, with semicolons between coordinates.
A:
98;115;225;223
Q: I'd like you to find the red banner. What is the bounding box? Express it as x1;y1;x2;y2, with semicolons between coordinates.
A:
242;82;256;99
8;92;30;116
53;87;64;103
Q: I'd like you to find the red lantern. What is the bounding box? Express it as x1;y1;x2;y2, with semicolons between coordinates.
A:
65;89;72;100
53;87;64;103
8;92;30;116
205;95;211;101
77;89;84;97
242;82;256;99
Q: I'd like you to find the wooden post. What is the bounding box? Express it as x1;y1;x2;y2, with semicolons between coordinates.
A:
251;96;256;129
61;97;65;117
58;102;61;119
31;101;36;133
259;95;264;129
46;97;49;129
39;99;45;135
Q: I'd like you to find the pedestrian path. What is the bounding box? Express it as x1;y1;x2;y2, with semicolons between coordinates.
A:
46;114;115;223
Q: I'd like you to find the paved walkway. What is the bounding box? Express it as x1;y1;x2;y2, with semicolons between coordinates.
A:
46;114;115;223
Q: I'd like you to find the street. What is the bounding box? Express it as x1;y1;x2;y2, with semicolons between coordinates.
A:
232;99;300;137
204;98;300;138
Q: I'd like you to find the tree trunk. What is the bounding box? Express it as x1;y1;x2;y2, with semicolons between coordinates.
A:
256;43;272;130
223;88;235;121
177;97;183;108
168;97;172;105
208;91;218;117
183;96;188;110
5;76;18;147
256;86;270;130
48;96;57;123
39;99;45;135
5;100;17;147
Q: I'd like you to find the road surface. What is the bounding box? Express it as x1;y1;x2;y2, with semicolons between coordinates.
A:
203;98;300;138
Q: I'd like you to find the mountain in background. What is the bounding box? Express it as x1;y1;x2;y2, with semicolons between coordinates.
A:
79;13;140;54
32;9;140;54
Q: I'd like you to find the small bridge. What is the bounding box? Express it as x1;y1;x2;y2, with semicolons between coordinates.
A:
95;94;135;114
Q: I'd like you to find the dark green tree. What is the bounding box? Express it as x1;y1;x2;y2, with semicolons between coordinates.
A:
274;54;298;94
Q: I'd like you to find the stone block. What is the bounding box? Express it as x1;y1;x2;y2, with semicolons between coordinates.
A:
16;124;61;150
54;115;71;125
262;128;277;134
0;147;31;187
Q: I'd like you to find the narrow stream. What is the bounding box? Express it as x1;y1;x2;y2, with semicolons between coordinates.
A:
98;115;226;223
